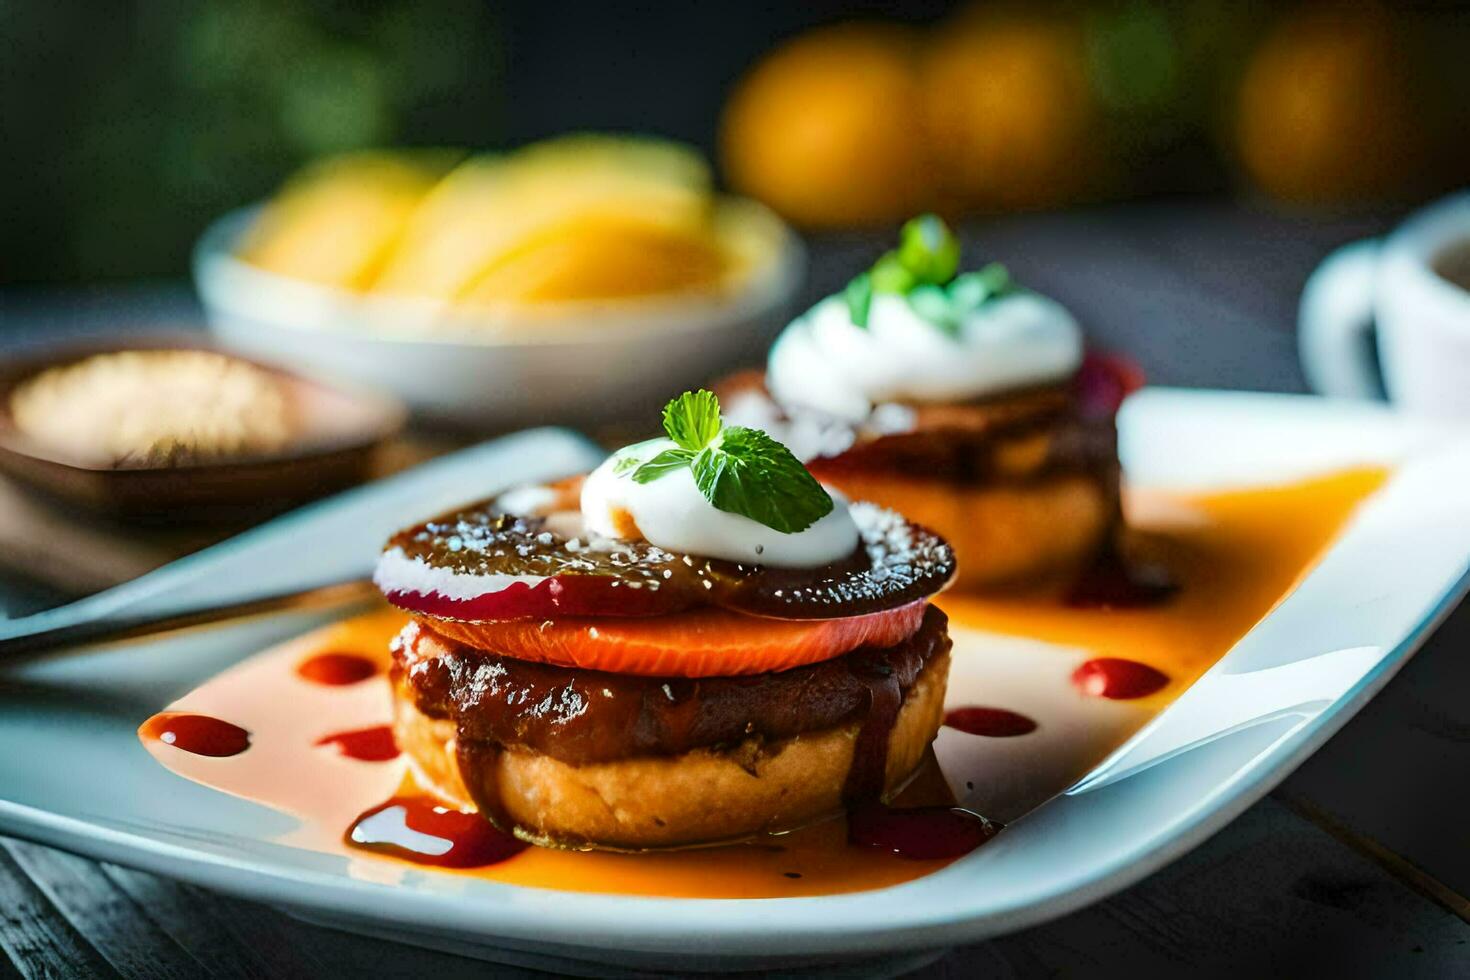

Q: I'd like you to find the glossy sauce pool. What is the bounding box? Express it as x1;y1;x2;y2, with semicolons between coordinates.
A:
139;468;1385;899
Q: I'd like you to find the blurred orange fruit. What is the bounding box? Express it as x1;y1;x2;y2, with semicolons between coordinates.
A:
720;23;934;229
1234;5;1427;204
921;11;1098;212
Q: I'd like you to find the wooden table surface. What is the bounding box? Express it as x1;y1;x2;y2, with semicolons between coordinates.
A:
1;199;1467;978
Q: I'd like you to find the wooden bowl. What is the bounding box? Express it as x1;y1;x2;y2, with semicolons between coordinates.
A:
0;336;405;522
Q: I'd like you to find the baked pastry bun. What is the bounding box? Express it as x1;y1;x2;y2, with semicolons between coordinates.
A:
714;214;1139;591
374;390;958;850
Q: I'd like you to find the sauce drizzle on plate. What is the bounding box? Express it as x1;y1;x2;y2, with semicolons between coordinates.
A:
346;796;526;868
139;713;250;757
1071;658;1171;700
315;725;400;762
943;706;1039;737
847;803;1000;860
297;652;378;686
1065;549;1177;610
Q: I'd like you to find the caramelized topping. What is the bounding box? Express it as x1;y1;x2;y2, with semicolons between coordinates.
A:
716;353;1139;486
607;505;643;540
390;507;685;587
393;608;951;765
382;498;954;622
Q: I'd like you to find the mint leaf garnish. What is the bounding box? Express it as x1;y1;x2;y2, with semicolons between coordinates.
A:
849;227;975;331
906;283;960;337
845;271;874;328
896;213;960;285
622;390;834;536
952;262;1015;303
870;251;917;293
847;213;1009;335
661;389;721;451
612;436;669;475
692;426;833;534
631;447;696;483
907;262;1020;335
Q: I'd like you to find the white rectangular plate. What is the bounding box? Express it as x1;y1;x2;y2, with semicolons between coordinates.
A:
2;390;1468;974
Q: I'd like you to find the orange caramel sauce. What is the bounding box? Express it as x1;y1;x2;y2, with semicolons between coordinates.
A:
938;468;1390;697
140;467;1386;899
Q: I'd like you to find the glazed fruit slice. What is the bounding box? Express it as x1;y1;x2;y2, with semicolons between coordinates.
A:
712;501;956;618
376;499;954;622
380;575;682;620
377;509;705;620
420;599;928;677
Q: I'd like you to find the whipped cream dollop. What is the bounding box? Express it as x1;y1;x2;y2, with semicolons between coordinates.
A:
767;290;1083;421
581;439;859;567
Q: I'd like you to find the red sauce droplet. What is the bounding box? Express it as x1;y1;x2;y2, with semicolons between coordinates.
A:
140;713;250;757
1072;351;1145;419
315;725;399;762
1072;657;1170;700
848;803;1000;860
297;652;378;686
943;706;1038;738
345;796;526;868
1066;550;1177;610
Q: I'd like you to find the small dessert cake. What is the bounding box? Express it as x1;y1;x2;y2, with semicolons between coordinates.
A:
375;391;956;850
719;215;1138;590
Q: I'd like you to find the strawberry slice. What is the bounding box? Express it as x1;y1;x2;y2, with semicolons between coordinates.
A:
419;599;929;677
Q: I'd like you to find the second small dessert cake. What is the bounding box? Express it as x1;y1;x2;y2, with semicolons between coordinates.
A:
375;391;956;850
720;215;1138;590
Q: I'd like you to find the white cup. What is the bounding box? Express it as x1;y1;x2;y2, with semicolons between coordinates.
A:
1300;191;1470;417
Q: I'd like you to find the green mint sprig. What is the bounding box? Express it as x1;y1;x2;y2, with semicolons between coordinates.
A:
906;262;1018;337
896;212;960;284
843;213;1018;335
620;390;834;536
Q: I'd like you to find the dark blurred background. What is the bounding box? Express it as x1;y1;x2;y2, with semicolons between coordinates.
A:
4;0;1468;287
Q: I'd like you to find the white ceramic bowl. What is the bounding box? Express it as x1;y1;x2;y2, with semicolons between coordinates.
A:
193;203;804;429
